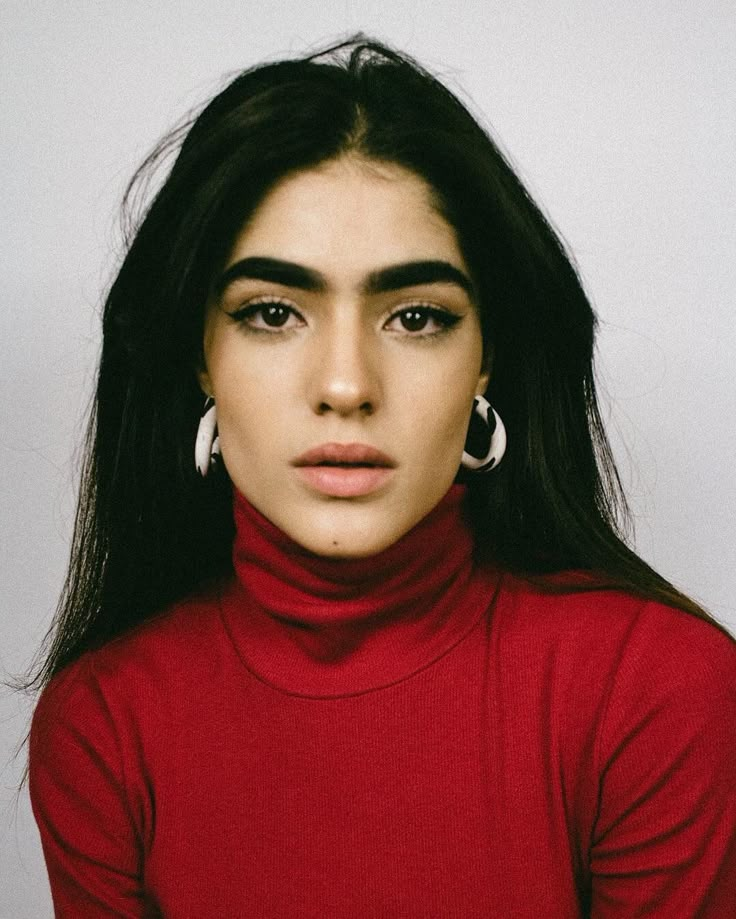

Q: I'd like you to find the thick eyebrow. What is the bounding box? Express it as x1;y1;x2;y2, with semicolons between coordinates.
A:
214;256;475;299
364;260;475;298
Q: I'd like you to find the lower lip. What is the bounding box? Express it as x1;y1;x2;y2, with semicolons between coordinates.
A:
295;465;394;497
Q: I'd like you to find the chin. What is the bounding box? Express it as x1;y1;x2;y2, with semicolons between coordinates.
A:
296;524;401;560
288;504;413;560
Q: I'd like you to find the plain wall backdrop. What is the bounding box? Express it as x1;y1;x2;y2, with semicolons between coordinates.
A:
2;2;734;914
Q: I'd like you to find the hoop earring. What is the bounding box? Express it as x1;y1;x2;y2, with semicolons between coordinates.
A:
461;395;506;472
195;396;221;476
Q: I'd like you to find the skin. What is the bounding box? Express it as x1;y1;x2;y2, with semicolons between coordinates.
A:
199;156;488;558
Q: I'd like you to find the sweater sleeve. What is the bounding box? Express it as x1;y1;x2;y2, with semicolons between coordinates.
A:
29;656;149;918
589;606;736;916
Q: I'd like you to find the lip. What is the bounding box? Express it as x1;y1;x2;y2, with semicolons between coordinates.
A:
292;443;396;468
292;443;396;497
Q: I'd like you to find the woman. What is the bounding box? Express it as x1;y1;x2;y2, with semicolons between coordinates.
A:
28;37;736;916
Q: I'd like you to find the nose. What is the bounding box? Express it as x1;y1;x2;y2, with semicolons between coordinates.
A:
308;316;380;417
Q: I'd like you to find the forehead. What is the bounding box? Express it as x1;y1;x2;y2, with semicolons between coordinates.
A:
226;157;466;277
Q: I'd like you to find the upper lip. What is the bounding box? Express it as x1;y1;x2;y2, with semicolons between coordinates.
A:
293;443;396;467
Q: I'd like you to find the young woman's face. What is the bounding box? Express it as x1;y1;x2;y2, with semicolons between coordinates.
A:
200;156;488;557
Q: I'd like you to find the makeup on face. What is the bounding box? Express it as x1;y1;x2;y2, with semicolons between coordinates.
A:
292;442;397;498
199;157;488;558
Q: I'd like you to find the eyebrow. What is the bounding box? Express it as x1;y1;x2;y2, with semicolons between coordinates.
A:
214;256;475;299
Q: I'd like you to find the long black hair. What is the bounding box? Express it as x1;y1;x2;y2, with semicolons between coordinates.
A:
25;35;731;692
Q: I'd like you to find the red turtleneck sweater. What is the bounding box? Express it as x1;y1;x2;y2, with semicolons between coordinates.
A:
30;487;736;917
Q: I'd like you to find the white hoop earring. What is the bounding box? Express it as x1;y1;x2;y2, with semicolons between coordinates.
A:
461;395;506;472
195;396;221;476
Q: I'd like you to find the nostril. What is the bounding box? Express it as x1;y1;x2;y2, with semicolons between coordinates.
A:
317;400;375;416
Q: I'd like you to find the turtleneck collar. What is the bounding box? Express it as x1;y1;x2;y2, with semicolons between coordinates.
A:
218;485;501;697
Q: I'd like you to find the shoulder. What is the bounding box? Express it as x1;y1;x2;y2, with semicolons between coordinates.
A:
491;572;736;744
496;571;736;677
32;582;230;737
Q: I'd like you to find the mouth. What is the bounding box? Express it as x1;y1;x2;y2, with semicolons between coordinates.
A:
292;443;396;469
292;444;396;497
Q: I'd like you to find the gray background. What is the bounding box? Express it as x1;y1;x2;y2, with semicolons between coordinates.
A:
2;2;734;914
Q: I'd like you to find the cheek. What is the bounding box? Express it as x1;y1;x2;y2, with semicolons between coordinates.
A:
404;387;473;473
218;379;280;444
208;354;282;457
408;359;479;438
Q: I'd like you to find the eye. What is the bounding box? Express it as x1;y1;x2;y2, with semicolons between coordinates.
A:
384;304;462;335
227;296;304;332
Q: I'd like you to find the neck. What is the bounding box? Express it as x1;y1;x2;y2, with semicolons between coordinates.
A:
219;485;500;696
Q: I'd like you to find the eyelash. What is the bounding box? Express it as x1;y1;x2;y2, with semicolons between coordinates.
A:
227;296;303;332
388;304;462;336
226;297;462;337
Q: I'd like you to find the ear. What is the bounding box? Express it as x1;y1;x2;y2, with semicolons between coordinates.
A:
476;343;493;396
197;313;216;397
196;364;213;398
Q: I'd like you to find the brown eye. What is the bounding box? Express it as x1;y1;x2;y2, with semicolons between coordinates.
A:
227;297;304;332
384;305;462;336
399;309;430;331
260;304;291;327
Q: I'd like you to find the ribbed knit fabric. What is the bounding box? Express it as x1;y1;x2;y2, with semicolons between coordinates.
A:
30;487;736;917
225;484;500;696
